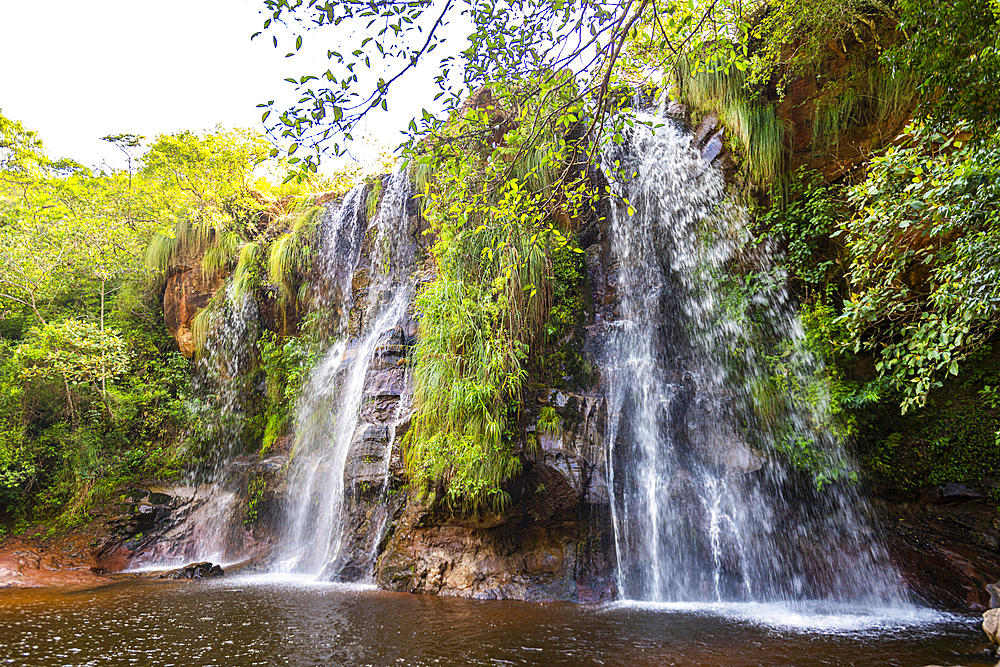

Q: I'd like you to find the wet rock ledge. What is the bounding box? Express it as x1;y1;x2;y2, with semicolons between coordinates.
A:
374;393;615;602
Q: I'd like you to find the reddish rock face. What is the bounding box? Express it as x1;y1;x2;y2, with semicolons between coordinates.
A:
0;533;109;590
163;261;221;358
777;74;912;183
770;25;912;183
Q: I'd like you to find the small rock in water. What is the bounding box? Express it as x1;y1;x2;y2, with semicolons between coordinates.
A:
983;607;1000;645
164;562;224;580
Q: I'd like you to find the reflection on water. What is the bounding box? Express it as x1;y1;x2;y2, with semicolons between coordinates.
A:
0;578;992;666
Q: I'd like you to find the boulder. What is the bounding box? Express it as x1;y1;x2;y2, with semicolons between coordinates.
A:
984;608;1000;645
165;561;224;579
989;581;1000;609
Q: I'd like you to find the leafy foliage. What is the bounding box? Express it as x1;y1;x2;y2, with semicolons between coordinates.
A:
889;0;1000;137
745;0;900;86
750;301;864;485
405;75;594;514
859;345;1000;490
256;0;755;173
840;123;1000;413
759;168;847;297
0;112;332;524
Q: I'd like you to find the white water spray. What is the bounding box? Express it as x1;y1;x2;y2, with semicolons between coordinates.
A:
601;114;908;606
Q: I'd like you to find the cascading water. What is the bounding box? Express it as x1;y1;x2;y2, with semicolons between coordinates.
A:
130;281;261;569
277;170;417;580
192;280;260;452
278;290;411;577
601;113;908;607
311;183;369;323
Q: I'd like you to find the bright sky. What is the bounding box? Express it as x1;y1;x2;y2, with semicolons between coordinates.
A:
0;0;463;173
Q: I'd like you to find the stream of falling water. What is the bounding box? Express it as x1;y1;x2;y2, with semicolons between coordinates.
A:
277;289;410;576
277;170;416;579
601;114;909;607
135;280;261;568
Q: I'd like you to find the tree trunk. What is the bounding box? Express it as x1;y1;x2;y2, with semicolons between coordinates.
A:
100;280;112;421
63;373;76;426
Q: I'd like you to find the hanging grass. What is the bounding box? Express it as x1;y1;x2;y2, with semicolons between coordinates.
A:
144;186;325;338
811;68;918;153
509;128;563;193
406;277;528;515
390;74;600;515
144;217;223;273
407;181;570;514
191;306;215;359
267;232;301;297
743;106;789;187
873;68;918;123
675;58;748;110
201;229;240;278
233;241;262;300
674;59;787;188
404;75;592;514
175;216;224;256
145;233;178;273
413;160;437;196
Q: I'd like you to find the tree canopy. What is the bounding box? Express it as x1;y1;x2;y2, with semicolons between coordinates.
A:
255;0;764;170
0;113;327;523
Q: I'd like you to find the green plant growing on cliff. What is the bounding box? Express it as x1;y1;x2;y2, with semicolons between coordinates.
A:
405;74;595;515
809;67;919;153
759;167;848;298
673;60;788;188
244;473;267;527
840;122;1000;413
740;0;906;90
266;201;322;325
531;237;591;389
406;277;528;514
888;0;1000;139
538;406;560;438
257;331;312;454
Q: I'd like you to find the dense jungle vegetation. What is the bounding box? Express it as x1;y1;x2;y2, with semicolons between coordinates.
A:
2;0;999;526
0;122;344;529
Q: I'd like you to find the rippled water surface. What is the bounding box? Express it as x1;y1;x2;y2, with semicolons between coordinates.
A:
0;577;991;666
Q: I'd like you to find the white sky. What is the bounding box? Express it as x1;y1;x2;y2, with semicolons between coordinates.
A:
0;0;464;173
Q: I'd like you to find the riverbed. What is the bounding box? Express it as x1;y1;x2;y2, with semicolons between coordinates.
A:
0;576;993;666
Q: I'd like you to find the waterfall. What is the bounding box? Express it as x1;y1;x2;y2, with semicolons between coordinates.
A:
601;114;907;606
311;183;369;325
126;280;261;569
277;170;416;580
191;279;260;460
